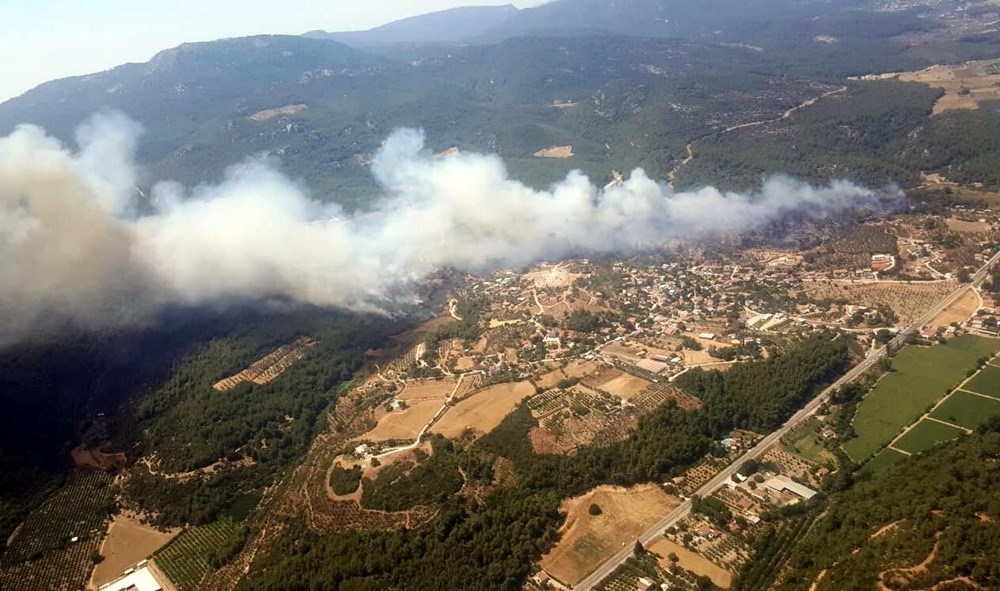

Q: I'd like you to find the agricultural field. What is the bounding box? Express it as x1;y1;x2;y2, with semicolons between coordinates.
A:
585;369;652;400
964;364;1000;396
799;280;953;325
362;378;455;442
152;518;240;591
945;217;992;234
892;419;965;455
928;287;980;328
893;59;1000;114
0;469;113;591
843;335;1000;461
930;390;1000;430
540;484;680;586
430;380;534;439
91;513;179;587
535;360;602;390
647;537;733;588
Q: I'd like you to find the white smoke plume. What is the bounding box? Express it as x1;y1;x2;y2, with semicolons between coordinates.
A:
0;114;900;346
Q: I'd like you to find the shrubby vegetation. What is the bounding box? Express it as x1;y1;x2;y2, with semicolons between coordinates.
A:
738;426;1000;590
329;466;362;496
240;334;850;589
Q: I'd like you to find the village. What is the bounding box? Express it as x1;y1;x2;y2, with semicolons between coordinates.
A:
81;206;1000;591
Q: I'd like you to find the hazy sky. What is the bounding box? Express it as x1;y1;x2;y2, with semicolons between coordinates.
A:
0;1;542;103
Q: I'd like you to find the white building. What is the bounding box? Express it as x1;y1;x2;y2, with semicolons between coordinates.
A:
99;563;166;591
765;475;818;500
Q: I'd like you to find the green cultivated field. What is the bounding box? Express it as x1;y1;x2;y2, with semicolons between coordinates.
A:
931;390;1000;430
860;447;909;474
843;335;1000;462
964;365;1000;397
153;519;239;591
893;419;964;454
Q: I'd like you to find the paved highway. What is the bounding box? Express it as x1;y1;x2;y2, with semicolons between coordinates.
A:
574;250;1000;590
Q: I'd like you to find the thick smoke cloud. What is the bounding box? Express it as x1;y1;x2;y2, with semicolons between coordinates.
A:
0;114;900;346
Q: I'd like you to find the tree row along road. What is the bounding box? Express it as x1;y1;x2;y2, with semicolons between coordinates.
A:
574;250;1000;590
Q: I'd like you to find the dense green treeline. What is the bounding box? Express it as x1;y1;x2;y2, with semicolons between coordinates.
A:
903;110;1000;187
118;310;410;526
679;81;941;191
736;426;1000;590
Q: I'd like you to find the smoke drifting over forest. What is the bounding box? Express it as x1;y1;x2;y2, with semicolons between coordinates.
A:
0;113;900;345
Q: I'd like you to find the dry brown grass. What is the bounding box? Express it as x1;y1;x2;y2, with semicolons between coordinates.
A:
588;370;651;400
534;145;574;158
363;400;441;442
648;537;734;589
249;104;308;121
395;378;456;401
536;360;602;390
91;514;179;587
928;288;981;327
430;381;534;439
540;484;680;586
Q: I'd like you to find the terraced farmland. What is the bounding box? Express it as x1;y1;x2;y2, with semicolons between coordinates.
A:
153;519;240;590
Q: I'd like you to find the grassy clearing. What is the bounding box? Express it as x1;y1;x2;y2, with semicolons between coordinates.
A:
931;390;1000;430
843;335;1000;461
153;519;239;591
782;418;836;467
964;365;1000;396
893;419;964;455
861;447;910;474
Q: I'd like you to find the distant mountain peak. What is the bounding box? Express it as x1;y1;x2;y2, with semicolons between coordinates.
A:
304;4;521;47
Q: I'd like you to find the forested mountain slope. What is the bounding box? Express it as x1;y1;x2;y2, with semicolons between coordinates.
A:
739;424;1000;590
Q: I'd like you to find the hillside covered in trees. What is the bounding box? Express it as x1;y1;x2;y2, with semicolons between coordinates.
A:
739;422;1000;590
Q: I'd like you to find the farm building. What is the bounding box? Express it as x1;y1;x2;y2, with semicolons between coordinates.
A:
765;475;818;500
98;563;166;591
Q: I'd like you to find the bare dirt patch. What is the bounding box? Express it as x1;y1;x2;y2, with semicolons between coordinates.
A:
356;378;455;442
364;400;442;442
430;381;534;439
91;514;179;587
648;537;733;589
929;288;981;327
395;378;456;402
536;360;602;390
524;263;581;289
249;104;308;121
534;145;574;159
71;445;125;470
589;371;652;400
540;484;680;586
